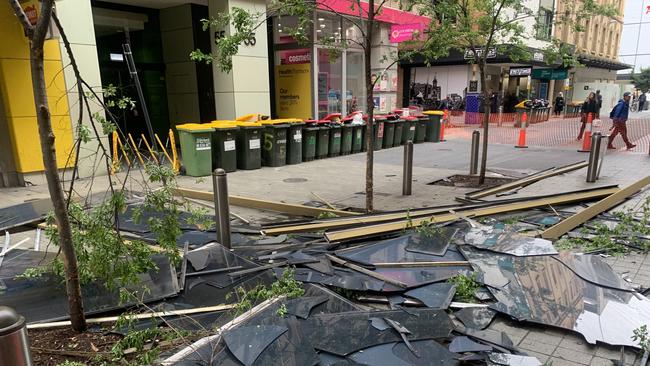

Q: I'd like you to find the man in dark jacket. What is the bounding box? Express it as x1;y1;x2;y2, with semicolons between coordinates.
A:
596;90;603;116
608;92;635;150
639;92;647;112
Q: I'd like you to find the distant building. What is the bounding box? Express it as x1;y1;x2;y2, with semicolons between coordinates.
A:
617;0;650;84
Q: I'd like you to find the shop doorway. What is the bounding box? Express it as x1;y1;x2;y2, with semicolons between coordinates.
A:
93;4;170;140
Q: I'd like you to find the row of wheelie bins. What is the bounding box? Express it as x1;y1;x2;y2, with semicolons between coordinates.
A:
175;112;444;176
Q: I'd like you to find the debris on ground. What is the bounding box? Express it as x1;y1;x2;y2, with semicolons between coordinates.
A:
3;171;650;365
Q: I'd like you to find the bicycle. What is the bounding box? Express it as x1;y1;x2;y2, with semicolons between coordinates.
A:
630;100;639;113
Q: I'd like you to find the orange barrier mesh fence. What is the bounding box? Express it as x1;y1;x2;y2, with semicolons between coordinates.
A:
445;112;650;151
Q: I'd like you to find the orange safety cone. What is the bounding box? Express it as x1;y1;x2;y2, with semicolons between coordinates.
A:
515;112;528;148
440;109;448;142
579;113;593;152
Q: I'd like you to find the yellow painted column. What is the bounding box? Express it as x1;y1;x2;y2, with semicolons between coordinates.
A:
0;1;74;173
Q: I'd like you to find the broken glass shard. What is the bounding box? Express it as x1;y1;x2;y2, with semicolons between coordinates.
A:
337;235;466;266
347;340;460;366
448;336;492;353
463;222;558;256
552;251;632;291
304;308;453;356
404;228;458;256
488;353;542;366
285;296;329;319
454;307;497;330
461;246;650;347
404;283;456;309
370;317;391;331
222;325;288;366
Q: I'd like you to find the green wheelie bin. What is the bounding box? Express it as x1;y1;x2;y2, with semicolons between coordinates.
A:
401;116;417;144
392;118;404;147
340;123;353;155
316;124;330;159
270;118;304;165
382;119;396;149
176;123;213;177
373;117;386;151
302;123;319;162
328;124;342;157
260;120;289;167
207;121;238;173
414;116;427;143
423;110;443;142
235;121;262;170
352;123;365;153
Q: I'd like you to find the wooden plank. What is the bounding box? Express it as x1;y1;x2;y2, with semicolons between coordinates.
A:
325;187;619;242
372;261;470;268
173;187;359;218
326;254;408;288
27;304;234;329
467;161;588;199
541;175;650;239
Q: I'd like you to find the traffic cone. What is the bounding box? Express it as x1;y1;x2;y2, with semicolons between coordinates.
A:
515;112;528;148
440;109;448;142
579;113;593;152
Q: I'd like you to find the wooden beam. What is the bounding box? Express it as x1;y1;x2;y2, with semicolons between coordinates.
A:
466;161;589;199
27;304;234;329
325;187;619;242
372;261;470;268
326;254;408;288
541;175;650;239
173;187;359;218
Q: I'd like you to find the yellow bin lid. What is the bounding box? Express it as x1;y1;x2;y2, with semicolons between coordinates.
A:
235;113;270;122
268;118;304;124
176;123;213;132
207;120;239;129
235;121;264;127
423;110;444;115
260;120;292;125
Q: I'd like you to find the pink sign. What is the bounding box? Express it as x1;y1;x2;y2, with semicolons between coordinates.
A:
279;49;311;65
389;23;424;43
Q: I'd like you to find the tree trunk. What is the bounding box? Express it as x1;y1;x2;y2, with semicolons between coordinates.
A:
26;12;86;331
364;0;375;213
478;62;489;185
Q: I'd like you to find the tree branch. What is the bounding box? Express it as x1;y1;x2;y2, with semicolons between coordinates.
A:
32;0;54;46
8;0;34;36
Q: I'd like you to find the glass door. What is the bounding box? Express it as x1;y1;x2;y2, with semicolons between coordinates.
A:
316;48;343;119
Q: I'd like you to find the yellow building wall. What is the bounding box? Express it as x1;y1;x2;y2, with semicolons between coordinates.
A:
0;2;73;173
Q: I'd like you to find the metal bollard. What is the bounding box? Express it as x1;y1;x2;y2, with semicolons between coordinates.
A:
402;141;413;196
0;306;32;366
212;169;231;249
586;132;602;183
470;130;480;175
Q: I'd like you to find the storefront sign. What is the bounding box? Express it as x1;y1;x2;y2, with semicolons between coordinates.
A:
280;50;311;65
464;47;496;60
533;52;545;62
275;64;312;119
469;80;478;92
531;68;568;80
509;67;532;77
389;23;423;43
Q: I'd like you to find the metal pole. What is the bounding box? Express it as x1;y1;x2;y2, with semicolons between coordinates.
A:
212;169;231;248
586;132;602;183
470;130;480;175
402;141;413;196
0;306;32;366
122;43;156;150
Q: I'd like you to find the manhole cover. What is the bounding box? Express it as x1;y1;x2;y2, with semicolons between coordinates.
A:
283;178;308;183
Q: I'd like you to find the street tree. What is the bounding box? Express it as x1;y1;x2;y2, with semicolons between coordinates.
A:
9;0;86;331
191;0;445;212
632;68;650;92
415;0;617;184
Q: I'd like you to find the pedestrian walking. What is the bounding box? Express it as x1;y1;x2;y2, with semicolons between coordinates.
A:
639;91;647;112
554;92;565;116
607;92;636;150
596;90;603;116
577;92;597;140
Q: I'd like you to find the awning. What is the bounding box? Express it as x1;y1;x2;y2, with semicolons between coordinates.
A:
577;54;631;71
317;0;431;26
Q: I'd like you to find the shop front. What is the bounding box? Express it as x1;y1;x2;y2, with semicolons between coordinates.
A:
271;5;427;120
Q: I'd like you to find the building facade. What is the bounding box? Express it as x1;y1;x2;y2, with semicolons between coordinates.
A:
0;0;422;186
